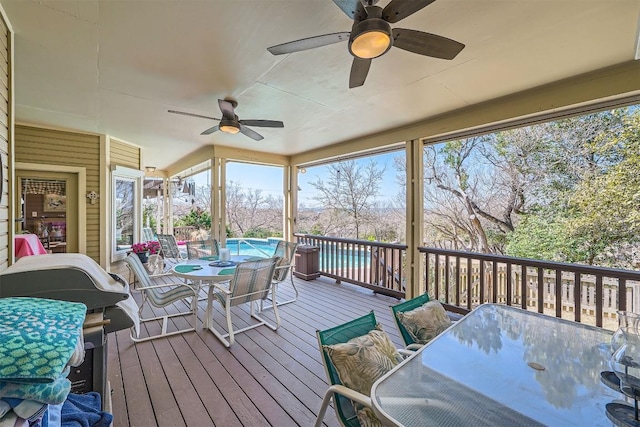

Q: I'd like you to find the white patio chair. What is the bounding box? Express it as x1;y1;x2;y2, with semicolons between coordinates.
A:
204;257;280;347
186;238;220;259
157;234;188;265
261;240;299;310
124;253;198;342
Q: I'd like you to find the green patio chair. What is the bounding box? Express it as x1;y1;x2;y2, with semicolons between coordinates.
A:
262;240;299;310
124;253;198;343
315;311;385;427
391;293;431;350
204;257;280;347
391;293;456;351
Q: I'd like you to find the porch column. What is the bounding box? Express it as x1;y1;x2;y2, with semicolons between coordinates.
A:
211;157;227;246
164;177;173;235
283;165;298;242
405;139;424;300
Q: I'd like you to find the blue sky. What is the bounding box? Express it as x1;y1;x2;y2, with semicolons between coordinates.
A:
222;151;402;207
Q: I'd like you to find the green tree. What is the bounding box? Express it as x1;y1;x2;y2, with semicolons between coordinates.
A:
565;111;640;266
175;207;211;230
505;108;638;266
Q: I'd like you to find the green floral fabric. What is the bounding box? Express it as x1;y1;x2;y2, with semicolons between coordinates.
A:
397;300;451;344
324;326;401;427
0;297;86;383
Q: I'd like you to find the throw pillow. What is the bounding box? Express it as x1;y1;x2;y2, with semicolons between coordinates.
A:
323;326;401;427
397;300;451;345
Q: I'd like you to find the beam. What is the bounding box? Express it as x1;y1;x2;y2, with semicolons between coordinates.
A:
291;60;640;166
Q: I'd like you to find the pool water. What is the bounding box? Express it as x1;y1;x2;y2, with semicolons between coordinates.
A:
226;238;279;257
225;238;371;267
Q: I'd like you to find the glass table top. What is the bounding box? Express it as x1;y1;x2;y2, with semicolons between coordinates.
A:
372;304;622;426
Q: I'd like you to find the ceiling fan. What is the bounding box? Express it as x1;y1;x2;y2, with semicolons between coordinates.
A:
168;98;284;141
267;0;465;88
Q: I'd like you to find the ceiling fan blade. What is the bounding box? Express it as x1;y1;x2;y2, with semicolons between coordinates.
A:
349;57;372;88
218;99;236;118
382;0;436;23
331;0;362;19
392;28;465;59
267;32;350;55
168;110;220;121
239;119;284;128
239;125;264;141
201;125;220;135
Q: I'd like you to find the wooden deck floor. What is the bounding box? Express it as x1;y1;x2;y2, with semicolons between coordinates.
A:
107;274;405;427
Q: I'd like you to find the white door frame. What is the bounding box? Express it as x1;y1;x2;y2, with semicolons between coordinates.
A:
14;162;87;256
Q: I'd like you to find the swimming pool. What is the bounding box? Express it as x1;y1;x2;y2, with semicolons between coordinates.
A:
225;238;371;267
225;238;280;257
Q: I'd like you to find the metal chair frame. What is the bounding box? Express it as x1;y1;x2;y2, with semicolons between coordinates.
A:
204;257;280;347
124;253;198;343
262;240;299;310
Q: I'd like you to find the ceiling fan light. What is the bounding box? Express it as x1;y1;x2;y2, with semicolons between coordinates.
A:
351;31;390;59
219;120;240;134
349;19;392;59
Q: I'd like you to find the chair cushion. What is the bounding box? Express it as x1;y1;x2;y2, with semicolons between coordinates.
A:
396;300;451;345
323;326;401;427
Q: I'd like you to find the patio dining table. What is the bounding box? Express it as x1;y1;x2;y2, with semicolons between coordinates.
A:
171;254;268;313
372;303;622;426
170;254;265;283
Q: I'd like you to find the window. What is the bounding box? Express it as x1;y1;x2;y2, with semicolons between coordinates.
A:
112;166;143;261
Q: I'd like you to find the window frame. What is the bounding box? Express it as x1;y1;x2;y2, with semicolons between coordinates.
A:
111;166;144;262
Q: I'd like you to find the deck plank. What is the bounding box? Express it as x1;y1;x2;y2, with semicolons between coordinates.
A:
110;274;405;426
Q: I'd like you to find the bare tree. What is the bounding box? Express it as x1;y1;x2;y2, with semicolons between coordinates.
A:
424;136;528;253
309;160;386;239
225;181;282;237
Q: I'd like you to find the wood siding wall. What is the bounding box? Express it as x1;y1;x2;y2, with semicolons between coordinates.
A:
15;126;100;260
110;139;140;170
0;13;10;272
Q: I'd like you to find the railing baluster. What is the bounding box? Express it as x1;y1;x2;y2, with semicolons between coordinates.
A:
506;263;512;305
596;275;603;328
455;256;461;307
479;259;485;305
445;255;450;304
466;258;472;310
555;268;562;318
575;273;582;323
434;254;441;301
537;267;544;314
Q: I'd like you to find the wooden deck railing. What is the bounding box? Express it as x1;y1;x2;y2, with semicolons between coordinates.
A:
419;247;640;329
294;233;407;298
172;226;196;242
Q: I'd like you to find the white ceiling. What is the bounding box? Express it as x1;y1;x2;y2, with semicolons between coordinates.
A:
2;0;639;171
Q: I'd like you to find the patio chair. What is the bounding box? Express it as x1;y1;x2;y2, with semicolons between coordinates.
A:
186;238;220;259
391;293;452;350
142;227;155;242
157;234;188;265
204;257;280;347
315;311;406;427
261;240;299;310
124;253;198;342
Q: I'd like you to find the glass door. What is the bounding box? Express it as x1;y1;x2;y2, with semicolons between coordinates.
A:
15;171;78;253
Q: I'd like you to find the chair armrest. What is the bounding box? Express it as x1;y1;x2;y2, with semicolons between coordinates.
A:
209;281;232;295
405;343;423;351
137;282;197;294
314;384;373;427
398;348;417;357
327;384;372;408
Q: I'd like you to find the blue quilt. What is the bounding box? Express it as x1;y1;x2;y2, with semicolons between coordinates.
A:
0;298;86;383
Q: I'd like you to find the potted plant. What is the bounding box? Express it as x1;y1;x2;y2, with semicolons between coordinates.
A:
132;240;162;263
